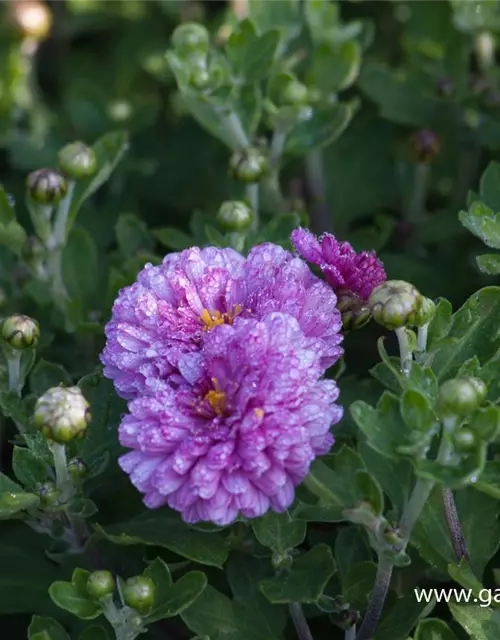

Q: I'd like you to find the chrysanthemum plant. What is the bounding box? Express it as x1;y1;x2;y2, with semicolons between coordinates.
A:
1;2;500;640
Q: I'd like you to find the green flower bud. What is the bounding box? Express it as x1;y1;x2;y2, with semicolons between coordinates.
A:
27;169;67;205
58;142;97;180
86;570;115;599
2;314;40;349
337;290;372;331
68;457;88;480
228;148;268;183
280;80;309;106
439;377;487;416
368;280;423;330
189;67;212;90
12;0;52;40
37;481;60;507
453;428;477;453
123;576;156;614
34;386;91;443
217;200;253;232
171;22;210;56
412;296;436;327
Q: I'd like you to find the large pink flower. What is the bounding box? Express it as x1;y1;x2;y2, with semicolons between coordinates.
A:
118;314;342;525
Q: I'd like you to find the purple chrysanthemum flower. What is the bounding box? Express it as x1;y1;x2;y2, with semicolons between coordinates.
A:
101;244;342;399
291;227;386;302
118;313;342;525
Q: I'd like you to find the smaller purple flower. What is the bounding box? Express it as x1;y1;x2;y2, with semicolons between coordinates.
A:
118;313;342;526
291;227;386;302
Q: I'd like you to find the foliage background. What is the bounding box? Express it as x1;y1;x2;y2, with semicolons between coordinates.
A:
2;1;500;639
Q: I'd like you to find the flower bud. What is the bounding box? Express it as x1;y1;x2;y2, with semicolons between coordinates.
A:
410;129;440;163
171;22;210;56
228;148;268;183
86;570;115;599
439;377;487;416
217;201;253;232
412;296;436;327
368;280;423;331
337;290;371;331
37;481;60;507
453;428;477;453
34;386;91;444
27;169;67;205
280;80;309;106
11;1;52;40
189;66;213;90
58;142;97;180
68;457;88;480
122;576;156;614
2;314;40;349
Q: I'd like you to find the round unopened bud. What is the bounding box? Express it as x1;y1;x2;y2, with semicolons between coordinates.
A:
86;570;115;599
68;457;88;480
368;280;423;331
217;200;253;232
58;142;97;180
37;481;60;507
439;377;487;416
123;576;156;614
27;169;67;205
337;290;372;331
2;314;40;349
34;386;91;443
171;22;210;56
280;80;309;106
410;129;440;163
453;428;477;453
229;148;268;183
412;296;436;327
189;66;212;90
12;1;52;40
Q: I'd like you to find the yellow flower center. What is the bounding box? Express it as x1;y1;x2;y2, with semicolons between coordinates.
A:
204;378;226;415
200;305;242;331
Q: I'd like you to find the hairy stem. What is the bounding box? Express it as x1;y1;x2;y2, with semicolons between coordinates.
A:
7;350;22;396
305;149;333;233
442;487;469;562
356;554;393;640
289;603;314;640
246;183;259;231
395;327;412;377
345;625;357;640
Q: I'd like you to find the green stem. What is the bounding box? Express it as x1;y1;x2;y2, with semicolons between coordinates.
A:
356;555;393;640
227;112;250;149
46;181;75;308
442;487;469;562
7;350;22;395
49;441;71;499
246;183;259;231
408;163;429;225
416;324;429;363
52;181;75;247
289;603;314;640
395;327;412;377
270;131;286;172
345;624;357;640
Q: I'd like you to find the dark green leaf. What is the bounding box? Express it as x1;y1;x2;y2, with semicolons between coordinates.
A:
374;592;436;639
459;201;500;249
0;185;15;224
78;626;110;640
285;103;354;156
226;20;280;83
414;618;459;640
116;213;154;256
30;359;73;396
49;581;101;620
476;253;500;275
354;470;384;515
12;446;48;490
251;510;306;554
260;544;335;603
152;227;193;251
0;472;39;518
62;227;99;307
343;561;377;610
448;603;494;640
309;41;361;92
0;220;27;256
28;616;71;640
335;526;372;582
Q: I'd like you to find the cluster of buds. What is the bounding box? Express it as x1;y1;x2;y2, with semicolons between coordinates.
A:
34;386;91;443
86;569;156;614
368;280;435;331
170;23;217;91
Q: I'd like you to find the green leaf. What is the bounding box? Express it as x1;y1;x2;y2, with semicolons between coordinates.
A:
359;443;414;515
97;510;229;568
248;0;301;42
310;41;361;92
431;287;500;381
285;103;354;156
400;389;436;432
474;460;500;499
0;472;39;518
78;626;110;640
476;253;500;274
335;527;372;589
480;161;500;211
449;603;495;640
251;510;306;554
144;557;207;623
12;446;47;490
427;298;453;352
448;557;484;596
0;219;27;256
30;359;72;396
0;185;15;224
0;389;32;431
69;131;128;227
62;227;99;307
355;469;384;515
28;616;71;640
459;201;500;249
237;83;262;139
49;570;101;620
411;487;500;579
226;19;280;83
343;561;377;610
152;226;193;251
181;93;239;150
260;544;335;603
116;213;154;257
414;618;459;640
374;592;436;639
